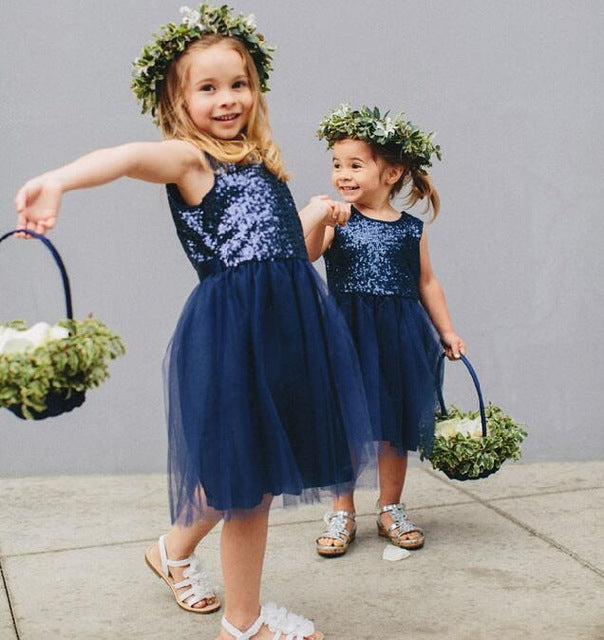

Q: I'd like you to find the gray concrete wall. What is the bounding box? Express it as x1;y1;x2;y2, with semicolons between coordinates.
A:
1;1;602;475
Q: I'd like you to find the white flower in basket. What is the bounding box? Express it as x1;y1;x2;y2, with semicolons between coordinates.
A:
434;415;483;440
0;322;69;355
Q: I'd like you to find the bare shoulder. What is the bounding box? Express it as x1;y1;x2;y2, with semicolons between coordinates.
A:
169;140;214;206
158;139;208;169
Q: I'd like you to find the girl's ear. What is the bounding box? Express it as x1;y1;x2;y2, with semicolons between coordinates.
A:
385;164;404;185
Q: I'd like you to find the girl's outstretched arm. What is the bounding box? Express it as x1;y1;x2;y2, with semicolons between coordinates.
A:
15;140;211;235
299;196;348;262
418;229;466;360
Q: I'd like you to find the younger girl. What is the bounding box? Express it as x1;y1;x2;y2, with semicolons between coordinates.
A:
15;7;373;639
300;105;465;556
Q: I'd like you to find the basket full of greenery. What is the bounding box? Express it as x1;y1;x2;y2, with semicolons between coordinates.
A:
420;353;527;481
0;229;125;420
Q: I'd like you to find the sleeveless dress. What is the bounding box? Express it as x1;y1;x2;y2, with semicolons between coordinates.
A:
164;161;372;523
324;206;441;455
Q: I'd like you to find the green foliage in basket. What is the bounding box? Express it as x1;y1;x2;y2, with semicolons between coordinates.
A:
0;317;125;418
420;404;527;479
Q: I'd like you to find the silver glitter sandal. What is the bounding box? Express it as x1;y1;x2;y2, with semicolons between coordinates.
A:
315;510;357;557
377;503;425;550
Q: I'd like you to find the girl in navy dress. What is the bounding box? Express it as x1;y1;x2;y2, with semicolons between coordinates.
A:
14;7;374;639
300;105;466;557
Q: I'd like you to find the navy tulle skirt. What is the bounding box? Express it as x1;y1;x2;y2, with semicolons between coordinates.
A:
164;258;374;523
335;292;442;456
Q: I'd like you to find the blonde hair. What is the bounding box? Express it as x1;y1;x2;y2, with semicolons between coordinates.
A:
370;142;440;219
156;35;288;181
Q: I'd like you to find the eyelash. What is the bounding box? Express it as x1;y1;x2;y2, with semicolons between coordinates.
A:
199;80;248;92
333;163;362;170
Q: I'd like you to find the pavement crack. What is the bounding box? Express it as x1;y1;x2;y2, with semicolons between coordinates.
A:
4;537;155;559
476;485;602;502
427;470;604;579
0;556;20;639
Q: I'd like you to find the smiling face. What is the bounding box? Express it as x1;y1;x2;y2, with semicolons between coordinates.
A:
331;139;395;208
183;39;254;139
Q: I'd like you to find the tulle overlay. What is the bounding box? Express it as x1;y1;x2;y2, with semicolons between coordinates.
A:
164;258;374;523
334;292;442;456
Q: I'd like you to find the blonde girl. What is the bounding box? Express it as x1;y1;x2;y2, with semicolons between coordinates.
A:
15;7;373;639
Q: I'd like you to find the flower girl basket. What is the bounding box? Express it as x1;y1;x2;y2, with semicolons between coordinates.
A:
0;229;125;420
421;353;527;481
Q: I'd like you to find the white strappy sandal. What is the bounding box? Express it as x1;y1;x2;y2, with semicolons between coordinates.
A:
145;534;220;613
220;602;324;639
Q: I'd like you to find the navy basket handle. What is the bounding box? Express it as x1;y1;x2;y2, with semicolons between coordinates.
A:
436;352;487;437
0;229;73;319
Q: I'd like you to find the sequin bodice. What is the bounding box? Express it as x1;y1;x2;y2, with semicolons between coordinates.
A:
324;207;423;298
167;161;307;280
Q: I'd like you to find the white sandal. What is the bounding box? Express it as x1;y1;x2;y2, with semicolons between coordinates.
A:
145;534;220;613
220;602;324;639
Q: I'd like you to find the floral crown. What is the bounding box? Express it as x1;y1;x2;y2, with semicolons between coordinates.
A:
317;104;442;171
132;3;275;118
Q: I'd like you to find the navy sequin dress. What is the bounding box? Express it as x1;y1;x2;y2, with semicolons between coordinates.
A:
324;206;441;455
164;161;372;523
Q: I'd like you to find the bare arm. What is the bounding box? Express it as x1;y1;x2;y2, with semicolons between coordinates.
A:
418;229;466;360
299;197;347;262
15;140;211;234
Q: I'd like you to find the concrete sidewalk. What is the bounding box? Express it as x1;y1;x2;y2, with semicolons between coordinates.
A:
0;461;602;640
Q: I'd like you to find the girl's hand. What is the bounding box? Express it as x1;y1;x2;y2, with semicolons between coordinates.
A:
441;331;466;360
15;176;62;237
309;195;350;228
329;200;351;228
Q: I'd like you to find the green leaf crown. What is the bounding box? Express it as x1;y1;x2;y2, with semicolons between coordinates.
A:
132;3;275;118
317;104;442;171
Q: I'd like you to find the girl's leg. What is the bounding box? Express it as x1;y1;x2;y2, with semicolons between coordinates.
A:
377;443;421;544
163;516;221;557
218;496;271;637
316;491;356;549
147;509;222;609
218;495;320;640
377;442;408;506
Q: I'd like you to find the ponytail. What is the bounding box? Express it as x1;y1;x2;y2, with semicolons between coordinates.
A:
408;168;440;219
369;142;440;219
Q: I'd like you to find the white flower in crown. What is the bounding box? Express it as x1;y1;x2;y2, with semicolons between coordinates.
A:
180;6;201;27
244;13;256;28
374;118;396;141
333;104;352;119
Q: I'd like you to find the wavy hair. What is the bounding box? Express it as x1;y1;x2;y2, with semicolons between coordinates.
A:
156;35;288;180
